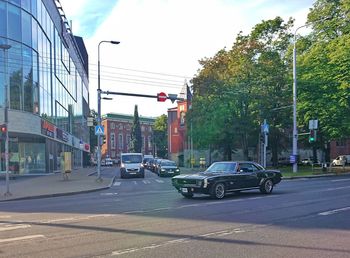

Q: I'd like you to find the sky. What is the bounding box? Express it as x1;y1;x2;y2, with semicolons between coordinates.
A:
59;0;316;118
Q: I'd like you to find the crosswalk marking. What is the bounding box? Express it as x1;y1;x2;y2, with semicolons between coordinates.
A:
143;180;151;184
0;223;31;232
111;179;170;187
0;235;45;244
113;182;121;186
155;179;164;183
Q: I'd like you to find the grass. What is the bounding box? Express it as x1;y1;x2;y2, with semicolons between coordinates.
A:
272;165;349;178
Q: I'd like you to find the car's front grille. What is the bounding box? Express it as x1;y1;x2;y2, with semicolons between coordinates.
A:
127;168;139;172
176;179;197;185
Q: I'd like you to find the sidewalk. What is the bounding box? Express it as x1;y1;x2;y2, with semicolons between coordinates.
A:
0;167;115;202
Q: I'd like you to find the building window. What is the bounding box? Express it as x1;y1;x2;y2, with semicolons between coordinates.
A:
174;127;178;134
126;134;131;150
111;151;115;158
111;122;115;129
119;134;123;150
111;133;115;149
148;136;152;149
180;111;185;126
336;139;346;147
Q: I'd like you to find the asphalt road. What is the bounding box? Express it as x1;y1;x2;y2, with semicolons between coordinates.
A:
0;167;349;258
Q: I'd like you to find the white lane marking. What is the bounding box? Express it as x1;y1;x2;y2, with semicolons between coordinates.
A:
318;206;350;216
133;181;137;185
331;178;350;182
44;214;116;223
0;235;45;243
247;197;263;200
113;181;121;186
155;179;164;183
0;215;11;219
0;224;31;232
326;186;350;191
100;192;119;196
143;180;151;184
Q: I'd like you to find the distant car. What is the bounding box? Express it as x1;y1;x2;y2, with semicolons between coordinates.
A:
157;160;180;177
105;158;113;166
332;155;349;166
172;161;282;199
120;153;144;178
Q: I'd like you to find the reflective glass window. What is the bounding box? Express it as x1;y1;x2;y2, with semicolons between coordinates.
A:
8;4;21;41
21;0;31;12
0;2;7;37
9;0;21;6
31;0;37;18
32;19;38;50
23;46;33;112
9;42;22;110
22;10;32;47
32;51;39;114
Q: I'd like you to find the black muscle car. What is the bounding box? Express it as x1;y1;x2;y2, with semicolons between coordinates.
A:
172;161;282;199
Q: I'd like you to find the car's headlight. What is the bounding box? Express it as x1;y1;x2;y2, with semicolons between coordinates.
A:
161;169;165;172
176;168;180;172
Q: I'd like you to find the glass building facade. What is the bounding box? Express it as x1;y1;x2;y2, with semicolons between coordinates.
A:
0;0;90;174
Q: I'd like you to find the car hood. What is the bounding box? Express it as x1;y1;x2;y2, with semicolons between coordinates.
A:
173;171;223;179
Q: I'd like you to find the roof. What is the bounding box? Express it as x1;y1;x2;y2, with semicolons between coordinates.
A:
102;113;156;124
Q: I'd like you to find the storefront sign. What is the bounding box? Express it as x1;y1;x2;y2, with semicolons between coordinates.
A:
56;128;69;142
41;120;55;138
84;143;90;152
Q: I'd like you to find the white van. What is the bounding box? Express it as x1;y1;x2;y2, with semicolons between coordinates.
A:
332;155;350;166
120;153;144;178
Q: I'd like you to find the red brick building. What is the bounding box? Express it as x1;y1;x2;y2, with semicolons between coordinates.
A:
167;85;192;165
101;113;155;160
330;139;350;159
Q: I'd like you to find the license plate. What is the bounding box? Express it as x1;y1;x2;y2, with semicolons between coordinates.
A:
168;171;174;173
181;188;188;193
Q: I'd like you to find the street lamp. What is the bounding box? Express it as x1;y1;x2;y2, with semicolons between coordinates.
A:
97;40;120;181
0;43;12;196
292;17;330;173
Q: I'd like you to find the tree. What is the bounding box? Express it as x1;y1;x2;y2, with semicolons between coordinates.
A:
153;114;168;158
130;105;142;153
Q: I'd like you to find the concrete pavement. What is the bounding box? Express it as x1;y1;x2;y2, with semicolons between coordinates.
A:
0;166;116;202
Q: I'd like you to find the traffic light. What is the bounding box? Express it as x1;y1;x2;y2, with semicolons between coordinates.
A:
101;135;106;145
0;124;7;140
309;129;316;143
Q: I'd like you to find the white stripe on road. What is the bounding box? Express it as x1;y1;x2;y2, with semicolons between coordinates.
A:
0;224;31;232
100;193;118;196
143;180;151;184
326;186;350;191
318;206;350;216
155;179;164;183
113;181;121;186
133;181;137;185
0;235;45;243
331;178;350;182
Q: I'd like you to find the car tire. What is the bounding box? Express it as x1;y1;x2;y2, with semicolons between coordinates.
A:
181;193;193;199
260;179;274;194
210;183;225;199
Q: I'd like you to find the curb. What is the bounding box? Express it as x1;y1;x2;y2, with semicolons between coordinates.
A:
283;172;350;180
0;177;115;203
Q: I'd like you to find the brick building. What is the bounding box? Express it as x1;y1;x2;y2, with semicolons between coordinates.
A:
167;84;192;165
101;113;155;160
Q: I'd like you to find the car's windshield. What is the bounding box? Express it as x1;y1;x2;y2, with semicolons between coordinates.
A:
205;162;237;173
122;155;143;163
162;161;176;166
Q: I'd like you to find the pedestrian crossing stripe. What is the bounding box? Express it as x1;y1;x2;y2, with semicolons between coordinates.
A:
112;179;166;186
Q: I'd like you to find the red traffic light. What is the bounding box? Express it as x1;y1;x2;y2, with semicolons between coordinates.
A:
0;124;6;133
157;92;167;102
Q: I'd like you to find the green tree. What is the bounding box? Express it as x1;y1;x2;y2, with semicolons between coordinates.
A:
130;105;142;153
153;114;168;158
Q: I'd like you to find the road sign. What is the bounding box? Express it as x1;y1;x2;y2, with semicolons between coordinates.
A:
309;119;318;130
95;125;104;136
263;123;269;134
157;92;167;102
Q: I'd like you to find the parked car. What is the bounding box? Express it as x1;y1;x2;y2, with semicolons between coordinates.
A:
172;161;282;199
142;155;154;169
332;155;349;166
157;160;180;177
120;153;144;178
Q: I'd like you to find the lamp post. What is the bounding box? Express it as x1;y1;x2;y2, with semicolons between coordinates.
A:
97;40;119;181
0;44;12;196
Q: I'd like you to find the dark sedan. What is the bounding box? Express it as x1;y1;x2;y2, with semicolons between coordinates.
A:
172;161;282;199
157;160;180;177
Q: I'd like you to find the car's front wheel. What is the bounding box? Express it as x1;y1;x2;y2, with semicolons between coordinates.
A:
260;179;274;194
211;183;225;199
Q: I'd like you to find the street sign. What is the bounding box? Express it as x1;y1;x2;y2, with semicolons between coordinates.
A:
95;125;104;136
157;92;167;102
263;123;269;134
309;119;318;130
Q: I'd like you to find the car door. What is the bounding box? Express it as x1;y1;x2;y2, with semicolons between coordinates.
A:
237;162;261;188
